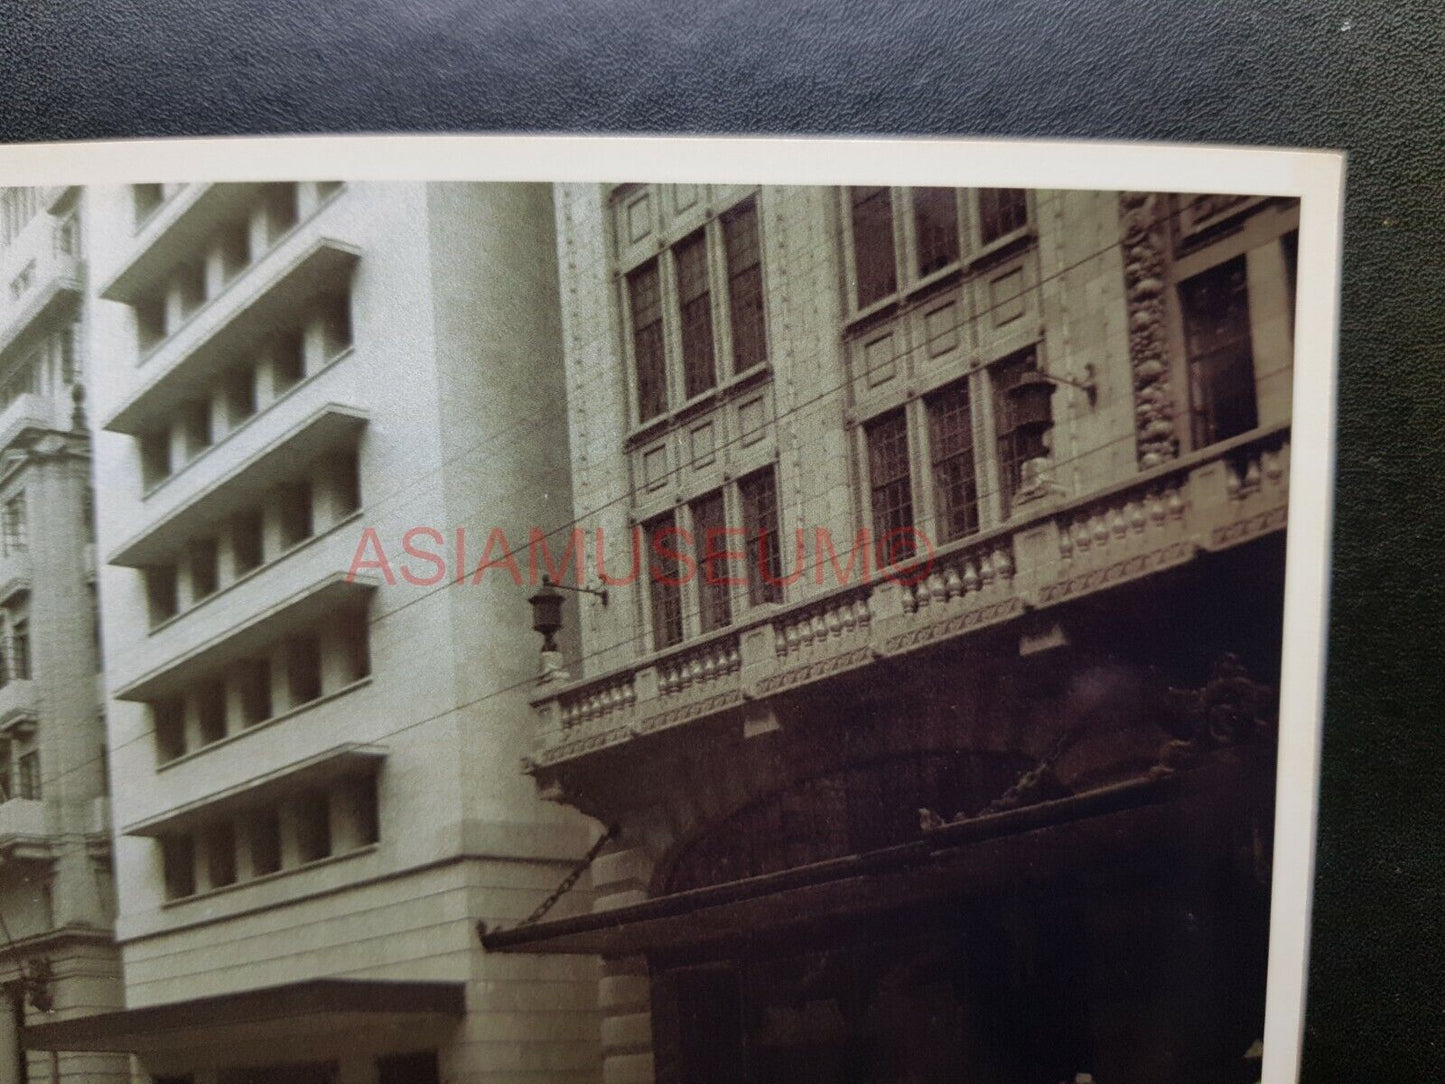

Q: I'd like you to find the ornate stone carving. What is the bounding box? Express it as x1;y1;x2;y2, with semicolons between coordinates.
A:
1119;192;1178;468
1154;653;1277;774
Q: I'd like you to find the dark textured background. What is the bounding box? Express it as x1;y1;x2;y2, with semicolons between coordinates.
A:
3;0;1442;1075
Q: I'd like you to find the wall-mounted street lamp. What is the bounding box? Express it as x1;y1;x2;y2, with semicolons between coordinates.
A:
1005;365;1098;463
528;575;608;653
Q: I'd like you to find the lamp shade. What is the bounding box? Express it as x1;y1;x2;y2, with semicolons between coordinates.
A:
529;577;564;653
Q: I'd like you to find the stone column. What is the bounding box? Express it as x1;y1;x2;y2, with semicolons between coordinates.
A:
599;956;654;1084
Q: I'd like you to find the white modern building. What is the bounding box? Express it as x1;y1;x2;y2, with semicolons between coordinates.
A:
24;181;602;1083
0;185;126;1084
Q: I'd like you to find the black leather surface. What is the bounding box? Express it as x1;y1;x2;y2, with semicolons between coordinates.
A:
3;0;1442;1075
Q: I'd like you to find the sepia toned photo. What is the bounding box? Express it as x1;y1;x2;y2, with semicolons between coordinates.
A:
0;138;1340;1084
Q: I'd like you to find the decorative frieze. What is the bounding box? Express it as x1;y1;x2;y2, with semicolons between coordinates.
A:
1119;192;1177;468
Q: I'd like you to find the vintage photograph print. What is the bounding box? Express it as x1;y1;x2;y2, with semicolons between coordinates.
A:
0;137;1340;1084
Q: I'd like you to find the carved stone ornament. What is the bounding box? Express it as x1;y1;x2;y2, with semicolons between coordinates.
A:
1119;192;1179;468
1153;653;1278;775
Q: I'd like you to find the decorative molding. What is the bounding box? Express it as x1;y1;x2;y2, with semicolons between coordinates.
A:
883;597;1026;655
751;644;874;697
1037;539;1194;606
1119;192;1178;468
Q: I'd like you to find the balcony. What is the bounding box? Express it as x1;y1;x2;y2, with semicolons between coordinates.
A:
0;390;64;456
104;234;361;436
108;402;367;568
0;245;82;362
0;798;49;861
100;183;264;306
0;676;37;732
529;424;1291;771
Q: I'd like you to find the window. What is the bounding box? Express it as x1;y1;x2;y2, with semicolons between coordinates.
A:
16;750;38;800
248;807;283;875
739;467;783;606
272;328;306;393
189;537;220;601
723;199;767;374
339;611;371;683
176;258;207;320
850;186;897;308
319;293;352;359
334;449;362;517
232;508;265;575
866;410;915;565
136;295;167;353
133;184;165;230
276;480;313;549
294;789;332;863
913;188;961;276
991;347;1046;518
196;680;227;746
204;821;238;888
675;230;716;399
339;773;380;846
927;381;980;542
53;211;80;257
181;398;213;459
146;564;179;625
236;658;273;726
1;188;43;246
977;189;1029;245
162;834;196;899
155;699;186;763
286;633;323;706
224;363;258;427
691;491;732;634
1;494;25;555
629;260;668;422
646;512;685;651
10;618;29;681
1180;256;1257;448
140;427;172;488
218;218;250;283
262;183;299;244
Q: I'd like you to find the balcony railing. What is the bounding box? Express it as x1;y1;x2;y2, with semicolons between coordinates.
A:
529;424;1291;771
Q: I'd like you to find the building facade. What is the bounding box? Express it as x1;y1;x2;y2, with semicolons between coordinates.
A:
0;186;126;1083
24;182;603;1082
486;184;1299;1083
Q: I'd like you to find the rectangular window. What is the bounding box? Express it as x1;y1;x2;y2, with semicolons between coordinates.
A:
154;699;186;763
691;491;732;634
928;381;981;542
1180;256;1258;448
236;658;273;726
218;218;250;283
190;537;220;601
866;410;915;564
333;449;362;517
162;834;196;900
176;258;207;320
224;363;258;427
16;750;38;800
977;189;1029;245
850;186;897;309
739;467;783;607
136;295;167;353
0;741;10;800
262;183;299;245
181;398;213;459
146;564;179;626
196;680;227;746
629;260;668;422
991;347;1044;518
232;508;265;576
913;188;961;276
674;230;716;399
204;821;237;888
646;512;685;651
248;807;283;875
54;212;80;257
294;789;332;863
133;184;165;229
9;619;28;682
1;494;25;555
340;773;380;847
272;328;306;393
723;199;766;374
319;292;353;359
286;633;323;706
340;610;371;683
276;480;313;549
140;427;171;488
